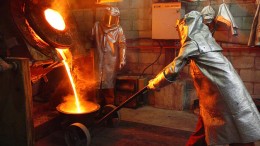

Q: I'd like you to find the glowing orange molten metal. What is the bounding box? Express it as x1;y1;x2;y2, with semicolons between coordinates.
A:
44;8;65;31
47;9;99;114
56;95;100;115
57;49;82;113
44;8;82;113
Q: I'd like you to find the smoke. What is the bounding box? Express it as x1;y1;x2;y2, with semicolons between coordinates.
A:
62;94;76;103
50;0;69;12
72;56;97;101
44;0;97;102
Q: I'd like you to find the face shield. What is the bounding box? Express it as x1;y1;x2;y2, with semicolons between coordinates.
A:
102;7;120;28
102;13;119;28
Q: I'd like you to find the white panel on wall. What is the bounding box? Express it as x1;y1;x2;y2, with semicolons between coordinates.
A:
152;2;182;40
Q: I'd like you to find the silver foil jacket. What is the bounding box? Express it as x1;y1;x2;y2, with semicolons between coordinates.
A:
92;21;126;89
149;11;260;145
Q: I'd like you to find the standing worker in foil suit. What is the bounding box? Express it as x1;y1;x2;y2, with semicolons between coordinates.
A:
91;6;126;106
148;11;260;146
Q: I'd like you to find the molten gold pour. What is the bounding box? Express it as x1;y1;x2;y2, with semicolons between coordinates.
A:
44;8;65;31
56;95;100;114
56;49;82;113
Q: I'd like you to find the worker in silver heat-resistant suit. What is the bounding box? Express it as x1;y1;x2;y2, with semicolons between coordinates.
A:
148;11;260;146
91;6;126;106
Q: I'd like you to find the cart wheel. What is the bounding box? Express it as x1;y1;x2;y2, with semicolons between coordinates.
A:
65;123;91;146
101;104;121;127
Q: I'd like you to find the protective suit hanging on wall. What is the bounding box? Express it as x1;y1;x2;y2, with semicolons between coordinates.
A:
201;4;215;24
201;4;216;34
148;11;260;146
248;1;260;46
91;6;126;105
200;1;238;37
215;1;239;36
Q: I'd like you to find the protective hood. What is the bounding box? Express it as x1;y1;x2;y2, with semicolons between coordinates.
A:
102;6;120;28
177;11;222;53
201;5;215;24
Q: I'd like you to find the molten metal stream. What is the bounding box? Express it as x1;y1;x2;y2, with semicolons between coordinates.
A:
45;9;82;113
57;49;81;113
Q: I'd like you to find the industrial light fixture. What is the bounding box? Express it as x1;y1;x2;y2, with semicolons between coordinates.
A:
96;0;123;4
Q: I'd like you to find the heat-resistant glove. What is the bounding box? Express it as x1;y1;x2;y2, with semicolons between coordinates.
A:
148;67;177;90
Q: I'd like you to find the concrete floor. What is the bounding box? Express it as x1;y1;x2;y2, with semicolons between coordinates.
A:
36;106;195;146
120;106;260;146
120;106;198;132
35;105;260;146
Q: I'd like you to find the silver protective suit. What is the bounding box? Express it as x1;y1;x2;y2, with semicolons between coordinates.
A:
92;7;126;89
216;2;238;35
248;3;260;46
149;11;260;145
201;5;215;24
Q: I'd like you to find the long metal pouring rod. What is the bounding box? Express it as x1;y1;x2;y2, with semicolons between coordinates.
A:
95;86;148;126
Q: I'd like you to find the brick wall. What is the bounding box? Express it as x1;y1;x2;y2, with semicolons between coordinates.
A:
71;0;260;110
72;0;257;44
123;43;260;109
